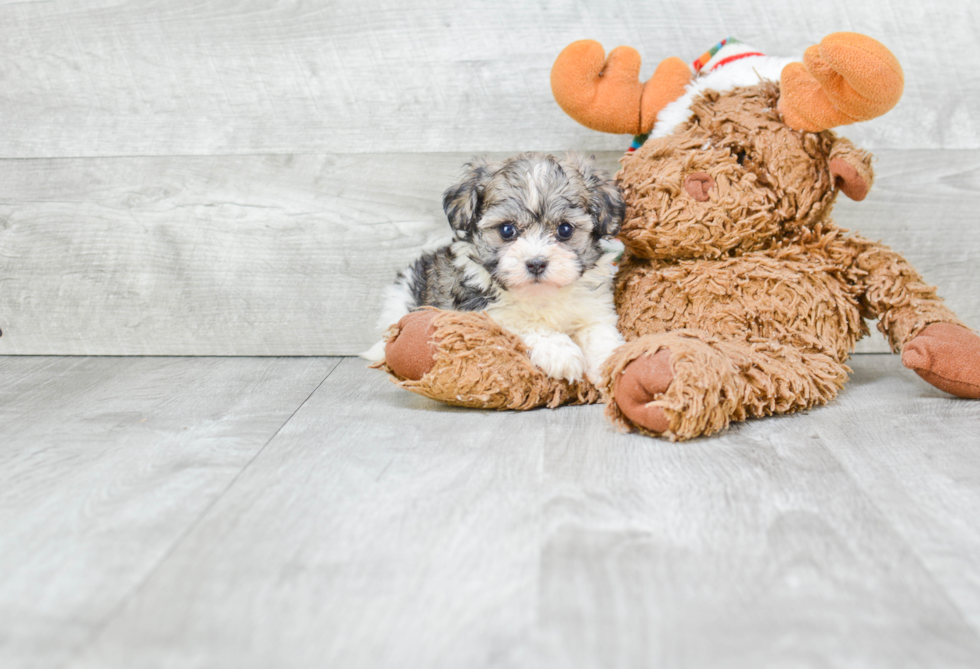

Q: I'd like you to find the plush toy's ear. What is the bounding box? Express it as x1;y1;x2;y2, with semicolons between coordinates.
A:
828;138;874;201
560;153;625;237
443;158;495;239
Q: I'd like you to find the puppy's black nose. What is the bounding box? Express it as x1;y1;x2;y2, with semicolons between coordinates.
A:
526;257;548;276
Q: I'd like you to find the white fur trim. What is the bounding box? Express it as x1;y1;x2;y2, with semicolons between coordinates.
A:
701;43;763;72
651;55;798;140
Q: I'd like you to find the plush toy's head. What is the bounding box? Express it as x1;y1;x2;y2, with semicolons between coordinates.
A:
618;81;873;261
551;33;903;261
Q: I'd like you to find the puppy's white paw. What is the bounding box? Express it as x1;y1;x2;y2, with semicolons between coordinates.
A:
584;360;604;386
578;324;626;385
360;339;388;362
522;332;586;382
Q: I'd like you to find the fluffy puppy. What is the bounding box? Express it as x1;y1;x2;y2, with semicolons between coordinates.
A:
364;152;626;384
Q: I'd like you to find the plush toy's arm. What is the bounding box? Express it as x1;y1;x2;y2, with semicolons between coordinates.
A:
848;236;980;398
379;309;600;409
849;237;963;350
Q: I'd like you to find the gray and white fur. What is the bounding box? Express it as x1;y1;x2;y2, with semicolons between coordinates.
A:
364;152;626;383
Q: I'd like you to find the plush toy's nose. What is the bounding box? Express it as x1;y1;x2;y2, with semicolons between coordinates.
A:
684;172;715;202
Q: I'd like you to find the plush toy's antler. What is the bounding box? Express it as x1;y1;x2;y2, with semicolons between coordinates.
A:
551;40;691;135
779;32;904;132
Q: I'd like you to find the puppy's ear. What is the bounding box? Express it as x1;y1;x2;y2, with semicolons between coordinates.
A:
561;152;625;237
443;158;495;239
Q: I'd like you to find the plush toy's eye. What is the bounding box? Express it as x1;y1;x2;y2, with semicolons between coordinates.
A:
498;223;517;240
557;222;574;240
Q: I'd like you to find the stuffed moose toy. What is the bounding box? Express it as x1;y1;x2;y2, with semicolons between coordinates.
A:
378;32;980;440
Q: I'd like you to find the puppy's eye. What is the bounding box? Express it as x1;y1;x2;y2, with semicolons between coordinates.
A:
498;223;517;240
556;222;574;240
734;149;747;166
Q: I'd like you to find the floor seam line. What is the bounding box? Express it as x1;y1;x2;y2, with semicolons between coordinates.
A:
61;357;343;668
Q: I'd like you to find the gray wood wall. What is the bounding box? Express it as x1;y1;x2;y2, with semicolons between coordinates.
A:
0;0;977;355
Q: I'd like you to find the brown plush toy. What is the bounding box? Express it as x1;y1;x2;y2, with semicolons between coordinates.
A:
380;33;980;440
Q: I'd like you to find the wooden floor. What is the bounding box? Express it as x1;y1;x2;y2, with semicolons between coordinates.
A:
1;355;978;668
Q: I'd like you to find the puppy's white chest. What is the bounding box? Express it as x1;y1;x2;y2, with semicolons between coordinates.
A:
483;262;622;384
484;258;618;337
487;288;589;334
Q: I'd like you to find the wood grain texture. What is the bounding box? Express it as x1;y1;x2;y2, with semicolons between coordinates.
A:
69;357;548;669
0;153;466;355
535;357;980;668
0;0;976;158
0;355;340;669
0;149;977;355
60;356;980;669
814;358;980;628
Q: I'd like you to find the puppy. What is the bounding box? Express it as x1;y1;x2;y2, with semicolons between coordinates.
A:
364;152;626;384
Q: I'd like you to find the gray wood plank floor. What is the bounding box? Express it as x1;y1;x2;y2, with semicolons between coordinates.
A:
2;355;979;668
0;356;341;669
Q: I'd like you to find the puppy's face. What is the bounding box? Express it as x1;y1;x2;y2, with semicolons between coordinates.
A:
443;152;624;296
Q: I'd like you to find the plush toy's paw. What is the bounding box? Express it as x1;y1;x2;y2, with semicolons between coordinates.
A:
523;332;587;383
902;323;980;399
384;310;439;381
383;310;599;410
779;32;903;132
612;349;674;434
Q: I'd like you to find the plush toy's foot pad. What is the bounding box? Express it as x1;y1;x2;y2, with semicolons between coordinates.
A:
613;349;674;434
385;311;439;381
903;323;980;399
